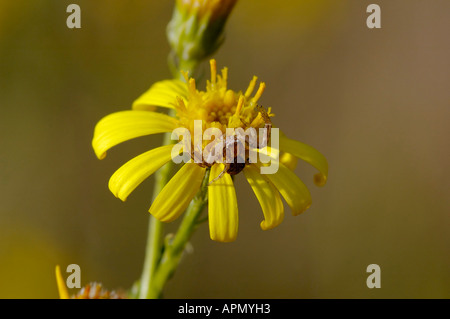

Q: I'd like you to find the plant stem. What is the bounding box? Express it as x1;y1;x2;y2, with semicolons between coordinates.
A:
147;169;210;299
139;54;201;299
138;123;176;299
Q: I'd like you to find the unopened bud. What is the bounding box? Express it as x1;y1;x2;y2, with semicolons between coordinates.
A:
167;0;238;72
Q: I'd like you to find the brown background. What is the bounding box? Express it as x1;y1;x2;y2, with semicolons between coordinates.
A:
0;0;449;298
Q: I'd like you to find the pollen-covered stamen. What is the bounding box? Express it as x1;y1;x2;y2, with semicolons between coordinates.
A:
235;95;245;115
189;78;196;94
245;76;258;98
221;67;228;85
181;70;190;82
227;95;245;129
251;82;266;106
176;96;187;111
210;59;217;86
250;113;263;127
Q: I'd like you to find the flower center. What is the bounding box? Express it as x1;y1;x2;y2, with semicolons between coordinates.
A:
175;59;273;136
174;59;274;172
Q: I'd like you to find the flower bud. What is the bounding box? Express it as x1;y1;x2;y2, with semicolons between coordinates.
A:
167;0;237;72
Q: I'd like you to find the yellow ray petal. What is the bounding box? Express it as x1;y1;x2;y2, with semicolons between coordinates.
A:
280;152;298;171
252;146;280;163
208;164;239;242
109;144;175;201
55;265;69;299
259;162;312;216
132;79;188;111
280;132;328;186
149;164;206;222
244;165;284;230
92;111;178;160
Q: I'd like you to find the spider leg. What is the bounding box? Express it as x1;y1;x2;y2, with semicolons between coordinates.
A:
208;163;230;185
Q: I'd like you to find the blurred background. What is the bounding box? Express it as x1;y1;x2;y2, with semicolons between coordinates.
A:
0;0;449;298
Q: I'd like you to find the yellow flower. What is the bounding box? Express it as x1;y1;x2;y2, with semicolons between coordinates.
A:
55;265;70;299
92;59;328;242
55;265;125;299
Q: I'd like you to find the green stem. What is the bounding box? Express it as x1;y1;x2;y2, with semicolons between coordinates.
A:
138;118;176;299
138;215;163;299
147;169;210;299
139;53;201;299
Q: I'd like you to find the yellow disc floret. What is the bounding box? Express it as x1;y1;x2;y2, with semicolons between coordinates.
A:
175;59;273;159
